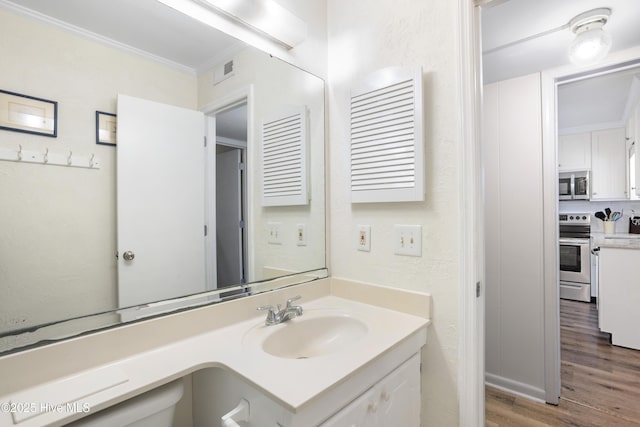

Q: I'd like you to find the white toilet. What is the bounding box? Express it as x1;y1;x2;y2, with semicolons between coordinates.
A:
68;379;184;427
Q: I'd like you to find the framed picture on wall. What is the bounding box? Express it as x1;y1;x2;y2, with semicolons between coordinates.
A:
96;111;117;146
0;89;57;137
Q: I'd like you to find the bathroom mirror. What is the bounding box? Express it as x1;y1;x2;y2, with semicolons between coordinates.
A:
0;0;326;354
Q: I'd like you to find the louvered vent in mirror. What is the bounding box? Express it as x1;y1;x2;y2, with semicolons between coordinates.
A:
261;105;309;206
350;66;424;203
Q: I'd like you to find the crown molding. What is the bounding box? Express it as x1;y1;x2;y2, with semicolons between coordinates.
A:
0;0;196;75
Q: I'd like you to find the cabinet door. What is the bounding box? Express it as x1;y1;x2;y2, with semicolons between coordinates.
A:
591;128;628;200
558;132;591;170
319;354;421;427
319;387;378;427
377;354;421;427
633;103;640;197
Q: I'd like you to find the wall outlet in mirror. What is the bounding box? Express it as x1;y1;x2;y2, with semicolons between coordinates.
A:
296;223;307;246
357;225;371;252
267;222;283;245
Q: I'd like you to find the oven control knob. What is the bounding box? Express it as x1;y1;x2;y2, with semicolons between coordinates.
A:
569;216;574;220
582;216;587;220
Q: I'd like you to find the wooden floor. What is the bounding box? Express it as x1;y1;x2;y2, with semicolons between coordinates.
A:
486;299;640;426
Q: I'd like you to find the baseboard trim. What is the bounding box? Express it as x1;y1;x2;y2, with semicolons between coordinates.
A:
485;373;546;403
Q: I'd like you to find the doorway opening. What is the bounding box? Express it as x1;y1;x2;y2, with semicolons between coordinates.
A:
206;102;249;290
481;0;640;419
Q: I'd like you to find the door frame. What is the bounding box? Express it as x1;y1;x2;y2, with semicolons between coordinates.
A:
470;0;640;414
201;85;255;290
540;46;640;403
458;1;485;425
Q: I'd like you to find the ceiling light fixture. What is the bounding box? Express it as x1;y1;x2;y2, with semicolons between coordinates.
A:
155;0;307;51
198;0;307;49
568;8;612;66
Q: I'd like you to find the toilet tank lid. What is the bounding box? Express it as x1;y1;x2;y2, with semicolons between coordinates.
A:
68;378;184;426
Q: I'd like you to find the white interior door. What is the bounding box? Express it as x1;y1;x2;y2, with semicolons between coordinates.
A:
117;94;206;308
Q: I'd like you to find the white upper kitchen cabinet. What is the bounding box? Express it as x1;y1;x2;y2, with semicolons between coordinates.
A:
591;128;628;200
629;101;640;198
628;108;639;200
558;132;591;171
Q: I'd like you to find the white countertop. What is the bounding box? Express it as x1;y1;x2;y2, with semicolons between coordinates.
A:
592;232;640;249
0;279;430;426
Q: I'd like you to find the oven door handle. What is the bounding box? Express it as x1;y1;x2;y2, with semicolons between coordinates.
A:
559;238;590;245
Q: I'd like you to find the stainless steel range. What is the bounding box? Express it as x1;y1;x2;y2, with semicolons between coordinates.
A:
559;213;591;302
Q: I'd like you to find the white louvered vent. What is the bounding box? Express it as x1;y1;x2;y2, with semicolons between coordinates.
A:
261;105;309;206
350;66;424;203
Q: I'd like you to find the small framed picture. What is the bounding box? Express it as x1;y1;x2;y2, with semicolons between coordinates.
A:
0;89;57;137
96;111;117;146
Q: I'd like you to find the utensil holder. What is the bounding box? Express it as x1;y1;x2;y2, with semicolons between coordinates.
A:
604;221;615;235
630;217;640;234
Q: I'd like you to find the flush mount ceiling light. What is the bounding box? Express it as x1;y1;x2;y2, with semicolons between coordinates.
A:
568;8;612;66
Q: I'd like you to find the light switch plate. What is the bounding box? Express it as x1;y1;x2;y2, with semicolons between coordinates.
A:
394;224;422;256
296;223;307;246
267;222;282;245
357;225;371;252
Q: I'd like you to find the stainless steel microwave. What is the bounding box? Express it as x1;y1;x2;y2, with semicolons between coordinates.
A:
559;170;590;200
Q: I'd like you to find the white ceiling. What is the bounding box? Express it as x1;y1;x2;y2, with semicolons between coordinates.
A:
482;0;640;131
3;0;245;72
558;70;640;132
10;0;640;133
482;0;640;84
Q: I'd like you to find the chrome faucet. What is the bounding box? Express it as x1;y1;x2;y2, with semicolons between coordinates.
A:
257;295;303;326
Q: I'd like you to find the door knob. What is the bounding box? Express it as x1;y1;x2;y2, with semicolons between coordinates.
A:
123;251;135;261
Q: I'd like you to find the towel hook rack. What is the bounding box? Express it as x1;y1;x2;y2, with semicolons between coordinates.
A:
1;146;99;170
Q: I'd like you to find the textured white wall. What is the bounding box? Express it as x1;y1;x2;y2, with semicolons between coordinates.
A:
327;0;461;424
0;8;197;333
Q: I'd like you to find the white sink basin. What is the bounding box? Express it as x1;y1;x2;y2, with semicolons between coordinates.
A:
244;312;368;359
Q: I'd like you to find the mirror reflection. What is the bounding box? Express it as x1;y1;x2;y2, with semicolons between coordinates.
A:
0;0;325;351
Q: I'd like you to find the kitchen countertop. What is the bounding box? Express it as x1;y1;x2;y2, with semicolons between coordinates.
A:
592;232;640;249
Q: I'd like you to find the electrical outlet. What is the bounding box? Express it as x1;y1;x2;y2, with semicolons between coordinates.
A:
357;225;371;252
296;223;307;246
394;224;422;256
267;222;282;245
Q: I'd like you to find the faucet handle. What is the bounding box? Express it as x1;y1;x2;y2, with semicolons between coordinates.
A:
286;295;302;307
257;304;277;324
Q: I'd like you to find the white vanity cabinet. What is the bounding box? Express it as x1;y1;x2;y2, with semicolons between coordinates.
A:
591;128;628;200
320;354;421;427
193;353;422;427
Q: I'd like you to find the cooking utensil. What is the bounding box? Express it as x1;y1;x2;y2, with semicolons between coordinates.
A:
605;208;612;218
595;211;606;221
